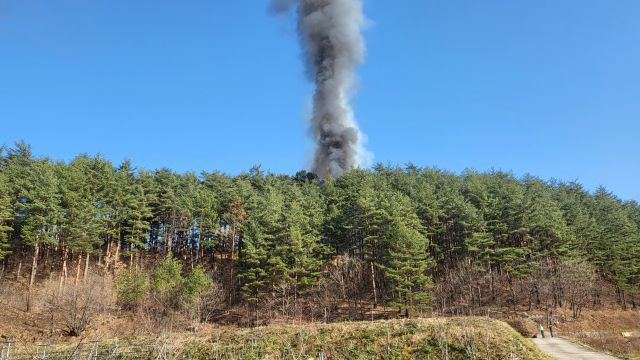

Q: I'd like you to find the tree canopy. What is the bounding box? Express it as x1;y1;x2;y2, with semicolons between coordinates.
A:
1;143;639;319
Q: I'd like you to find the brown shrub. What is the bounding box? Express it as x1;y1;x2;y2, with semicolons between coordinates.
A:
0;280;27;309
188;281;224;326
505;318;538;338
582;335;640;359
38;271;116;336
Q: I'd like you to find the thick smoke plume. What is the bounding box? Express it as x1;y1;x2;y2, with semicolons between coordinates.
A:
271;0;368;179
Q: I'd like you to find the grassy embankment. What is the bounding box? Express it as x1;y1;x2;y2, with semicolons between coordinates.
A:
7;317;549;359
192;317;549;359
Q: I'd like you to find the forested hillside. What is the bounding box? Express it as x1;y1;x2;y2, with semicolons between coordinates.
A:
1;142;639;327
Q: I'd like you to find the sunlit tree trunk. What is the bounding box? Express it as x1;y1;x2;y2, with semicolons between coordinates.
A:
83;251;90;281
27;243;39;312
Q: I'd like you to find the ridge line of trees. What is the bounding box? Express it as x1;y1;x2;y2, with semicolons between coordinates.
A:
1;142;639;322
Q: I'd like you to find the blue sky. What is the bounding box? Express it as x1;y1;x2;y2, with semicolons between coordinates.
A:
0;0;638;200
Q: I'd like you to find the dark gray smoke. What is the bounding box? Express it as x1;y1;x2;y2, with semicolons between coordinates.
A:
270;0;369;179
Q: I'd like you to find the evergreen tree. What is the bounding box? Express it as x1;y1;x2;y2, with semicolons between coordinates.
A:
124;182;152;261
59;157;102;257
353;184;387;307
555;182;598;259
118;161;152;264
0;170;12;261
238;184;284;319
195;185;219;257
238;216;270;322
11;153;61;310
591;188;640;305
380;193;434;315
281;185;327;302
1;142;639;317
522;178;570;259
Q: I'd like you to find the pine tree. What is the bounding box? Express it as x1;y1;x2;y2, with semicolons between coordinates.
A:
13;156;61;310
380;193;434;316
1;141;639;319
238;217;269;323
59;157;102;257
522;178;570;259
465;231;496;270
118;161;152;266
282;185;327;304
590;188;640;306
124;182;152;263
238;184;284;321
195;185;219;259
354;184;387;307
431;172;480;267
0;170;12;261
555;182;598;259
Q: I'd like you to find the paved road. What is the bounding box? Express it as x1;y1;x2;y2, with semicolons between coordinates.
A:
532;337;619;360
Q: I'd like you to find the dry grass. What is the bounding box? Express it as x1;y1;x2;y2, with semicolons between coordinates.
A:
36;272;116;336
551;309;640;360
578;336;640;360
3;317;549;359
555;309;640;333
190;317;549;359
504;318;539;338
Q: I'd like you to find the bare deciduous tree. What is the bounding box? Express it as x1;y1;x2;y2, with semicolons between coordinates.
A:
39;271;116;336
561;261;597;318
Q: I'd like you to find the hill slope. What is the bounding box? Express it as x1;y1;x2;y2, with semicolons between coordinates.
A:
6;317;549;359
190;317;550;359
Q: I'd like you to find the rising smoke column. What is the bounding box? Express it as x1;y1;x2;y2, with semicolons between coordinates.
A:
271;0;368;179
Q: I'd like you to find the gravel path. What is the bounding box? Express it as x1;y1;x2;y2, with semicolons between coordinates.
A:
532;337;619;360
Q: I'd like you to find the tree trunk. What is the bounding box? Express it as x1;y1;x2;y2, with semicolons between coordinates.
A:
27;242;40;312
256;301;260;326
43;245;50;270
230;223;235;260
199;223;205;262
114;227;121;269
59;247;68;296
489;266;496;302
228;223;236;306
74;253;82;288
16;256;22;281
167;221;174;255
370;260;378;308
0;256;6;283
105;238;112;270
83;251;90;281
